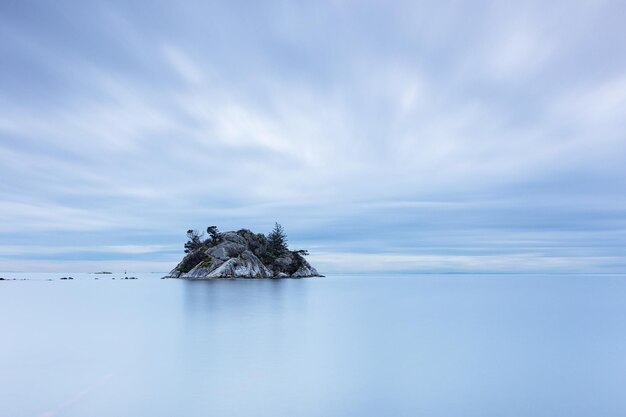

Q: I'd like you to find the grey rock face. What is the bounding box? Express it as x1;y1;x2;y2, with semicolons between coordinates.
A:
291;264;319;277
206;241;246;261
206;253;271;278
182;263;214;278
221;231;248;246
165;229;321;279
272;254;294;272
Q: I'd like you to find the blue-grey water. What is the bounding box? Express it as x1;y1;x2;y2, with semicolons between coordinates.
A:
1;272;626;417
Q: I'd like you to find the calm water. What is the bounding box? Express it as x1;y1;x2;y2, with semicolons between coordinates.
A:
1;272;626;417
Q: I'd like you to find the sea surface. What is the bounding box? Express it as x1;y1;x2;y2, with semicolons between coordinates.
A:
1;272;625;417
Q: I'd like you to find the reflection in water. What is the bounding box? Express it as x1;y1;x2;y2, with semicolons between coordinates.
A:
183;278;296;317
1;273;626;417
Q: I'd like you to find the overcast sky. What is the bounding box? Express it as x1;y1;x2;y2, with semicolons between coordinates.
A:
1;0;625;273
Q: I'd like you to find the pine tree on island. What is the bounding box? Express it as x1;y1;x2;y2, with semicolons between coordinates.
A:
267;222;288;259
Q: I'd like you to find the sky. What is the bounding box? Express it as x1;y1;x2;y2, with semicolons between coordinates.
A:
1;0;625;274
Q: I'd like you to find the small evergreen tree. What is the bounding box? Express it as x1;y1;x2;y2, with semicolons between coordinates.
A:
267;222;288;259
177;250;208;273
184;229;204;253
206;226;223;244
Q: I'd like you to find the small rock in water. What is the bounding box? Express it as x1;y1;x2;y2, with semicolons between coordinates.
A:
0;277;5;280
60;277;68;280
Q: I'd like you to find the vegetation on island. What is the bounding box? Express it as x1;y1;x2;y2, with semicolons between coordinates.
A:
175;222;313;277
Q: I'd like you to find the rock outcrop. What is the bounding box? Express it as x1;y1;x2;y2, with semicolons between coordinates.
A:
164;229;321;279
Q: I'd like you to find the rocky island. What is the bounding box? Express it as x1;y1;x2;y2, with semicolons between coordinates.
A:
164;223;321;279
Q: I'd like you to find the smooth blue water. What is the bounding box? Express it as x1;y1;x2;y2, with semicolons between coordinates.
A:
1;272;626;417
